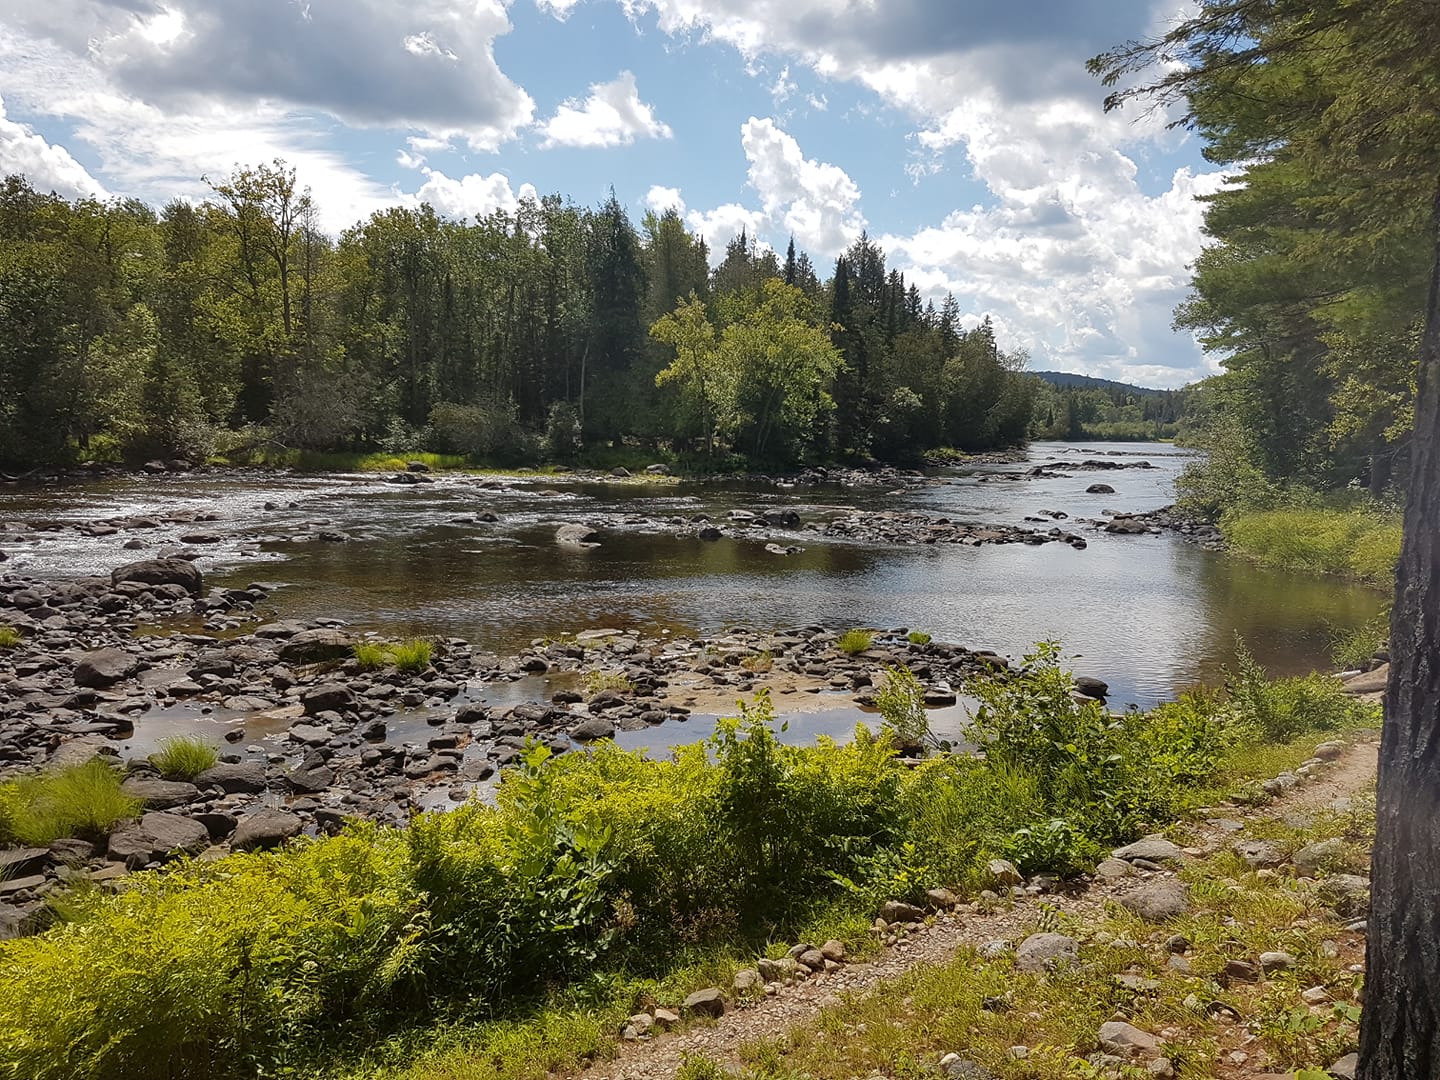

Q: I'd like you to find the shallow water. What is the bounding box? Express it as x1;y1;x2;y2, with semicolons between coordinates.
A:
0;442;1386;709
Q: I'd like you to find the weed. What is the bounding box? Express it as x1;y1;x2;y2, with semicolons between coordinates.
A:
835;628;874;656
1224;506;1401;587
739;650;773;674
906;630;932;646
150;737;220;781
353;642;391;671
582;671;635;695
1329;613;1389;671
675;1054;727;1080
0;626;21;649
874;666;931;752
0;759;142;846
389;640;434;673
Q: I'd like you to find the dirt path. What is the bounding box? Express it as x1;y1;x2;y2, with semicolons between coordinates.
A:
581;739;1381;1080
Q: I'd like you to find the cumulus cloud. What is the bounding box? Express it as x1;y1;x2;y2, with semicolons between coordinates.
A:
741;116;864;257
0;96;107;200
685;202;769;259
536;0;586;16
406;168;540;220
540;70;672;149
644;184;686;215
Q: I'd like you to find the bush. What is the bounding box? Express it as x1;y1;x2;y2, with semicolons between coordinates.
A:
353;641;390;671
0;760;142;847
1226;640;1378;743
906;630;932;646
874;666;930;753
0;626;21;649
1223;506;1401;587
149;737;219;781
582;671;634;695
835;628;874;655
1330;613;1390;671
430;399;537;463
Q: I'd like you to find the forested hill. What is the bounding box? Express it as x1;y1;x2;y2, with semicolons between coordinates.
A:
1030;370;1174;396
0;168;1037;472
1027;370;1192;442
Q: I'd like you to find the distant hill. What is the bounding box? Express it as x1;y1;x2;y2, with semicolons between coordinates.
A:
1030;370;1172;396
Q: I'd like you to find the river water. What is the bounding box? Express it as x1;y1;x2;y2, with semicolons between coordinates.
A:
0;442;1386;709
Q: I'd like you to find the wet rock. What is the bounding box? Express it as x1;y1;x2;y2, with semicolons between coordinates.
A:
1015;932;1079;972
231;809;303;852
1086;483;1116;494
1120;881;1191;923
555;524;601;547
110;558;202;596
1074;676;1108;698
74;648;141;688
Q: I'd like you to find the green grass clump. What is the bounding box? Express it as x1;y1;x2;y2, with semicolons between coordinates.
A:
150;737;220;781
352;639;434;673
0;626;22;649
1330;612;1390;671
906;630;931;646
835;628;874;655
582;670;635;695
1224;506;1402;587
0;760;142;846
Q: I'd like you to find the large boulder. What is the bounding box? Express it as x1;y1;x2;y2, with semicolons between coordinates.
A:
231;809;304;852
74;648;141;688
278;629;353;665
107;812;209;866
1112;837;1184;864
302;683;356;716
1119;880;1192;923
682;987;726;1018
120;778;201;809
110;558;202;596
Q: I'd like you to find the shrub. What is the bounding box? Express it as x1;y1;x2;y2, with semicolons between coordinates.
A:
835;628;874;655
874;666;931;752
739;650;773;673
0;626;21;649
0;760;142;846
353;641;390;671
1226;640;1378;743
149;737;220;782
1330;613;1390;671
582;671;634;695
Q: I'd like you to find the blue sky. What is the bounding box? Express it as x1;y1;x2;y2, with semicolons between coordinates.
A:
0;0;1225;388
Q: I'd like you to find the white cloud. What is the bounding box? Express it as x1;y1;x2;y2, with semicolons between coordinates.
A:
540;71;672;149
407;168;540;220
685;202;769;260
0;96;107;200
644;184;686;215
536;0;585;16
740;116;864;258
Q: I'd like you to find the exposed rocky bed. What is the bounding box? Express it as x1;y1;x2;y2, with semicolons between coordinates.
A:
0;556;1057;933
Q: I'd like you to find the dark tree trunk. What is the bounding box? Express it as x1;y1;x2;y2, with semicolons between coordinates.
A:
1359;184;1440;1078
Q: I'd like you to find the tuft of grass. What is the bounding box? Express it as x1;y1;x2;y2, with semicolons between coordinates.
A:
0;760;142;846
1330;612;1389;671
0;626;22;649
353;642;391;671
835;628;874;656
739;650;773;674
352;639;434;673
1224;506;1401;587
582;670;635;695
150;736;220;781
906;630;932;646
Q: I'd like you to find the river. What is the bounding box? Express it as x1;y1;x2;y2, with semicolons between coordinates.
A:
0;441;1386;709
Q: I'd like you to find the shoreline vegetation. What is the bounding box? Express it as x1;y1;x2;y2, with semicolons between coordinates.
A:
0;609;1381;1079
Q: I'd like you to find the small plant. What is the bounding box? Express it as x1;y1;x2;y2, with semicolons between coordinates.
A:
582;670;635;695
874;666;931;752
836;628;874;655
353;641;390;671
1226;638;1378;743
0;760;142;846
1329;612;1389;671
906;630;932;646
150;736;220;781
739;650;773;673
0;626;22;649
389;639;434;673
675;1054;727;1080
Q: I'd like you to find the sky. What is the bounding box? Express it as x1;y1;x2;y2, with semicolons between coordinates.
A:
0;0;1227;388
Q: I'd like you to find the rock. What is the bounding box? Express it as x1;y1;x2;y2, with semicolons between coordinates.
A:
939;1059;997;1080
1015;932;1079;973
986;858;1023;887
286;766;335;794
1341;665;1388;695
925;887;958;910
1259;950;1295;973
121;778;201;809
570;716;615;741
682;987;725;1018
652;1006;679;1029
0;847;50;878
278;629;353;664
1224;959;1260;982
1317;873;1371;916
1074;676;1108;699
1112;837;1183;864
1314;741;1346;761
1329;1052;1359;1080
1294;837;1346;875
231;809;303;852
1086;483;1116;494
1234;839;1286;869
820;939;846;962
1098;1021;1160;1059
194;762;268;794
302;683;356;715
1301;985;1331;1005
797;948;826;971
107;812;208;865
879;899;925;924
555;524;601;547
733;968;763;993
697;526;722;541
1119;881;1191;923
1096;857;1133;880
74;648;141;688
111;557;202;596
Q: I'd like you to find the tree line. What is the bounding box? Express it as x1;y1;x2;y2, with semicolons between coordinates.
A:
0;166;1036;471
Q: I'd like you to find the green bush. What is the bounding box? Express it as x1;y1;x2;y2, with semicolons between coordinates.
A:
353;641;390;671
0;760;142;847
149;737;219;781
874;666;930;752
835;628;874;655
352;639;433;673
906;630;932;646
1226;640;1378;743
1330;613;1390;671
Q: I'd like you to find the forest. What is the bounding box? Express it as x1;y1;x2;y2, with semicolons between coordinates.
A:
0;169;1038;471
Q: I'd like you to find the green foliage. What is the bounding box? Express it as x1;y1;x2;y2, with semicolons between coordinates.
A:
149;737;219;782
0;627;21;649
873;666;930;752
353;642;390;671
0;760;141;847
905;630;931;646
1225;640;1379;744
835;628;874;655
1330;613;1389;672
353;640;434;673
1224;506;1402;587
581;671;634;695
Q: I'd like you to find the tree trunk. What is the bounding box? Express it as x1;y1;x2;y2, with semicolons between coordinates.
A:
1358;184;1440;1078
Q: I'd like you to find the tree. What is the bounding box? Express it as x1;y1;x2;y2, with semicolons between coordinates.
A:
651;292;733;454
1092;4;1440;1073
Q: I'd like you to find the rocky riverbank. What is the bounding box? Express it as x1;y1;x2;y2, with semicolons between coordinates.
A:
0;555;1067;929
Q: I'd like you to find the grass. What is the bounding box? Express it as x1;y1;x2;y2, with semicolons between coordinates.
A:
1330;612;1389;671
0;760;142;846
150;737;220;781
1224;506;1402;587
739;651;774;674
835;628;874;656
906;630;932;646
352;639;434;673
0;626;21;649
582;670;636;695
